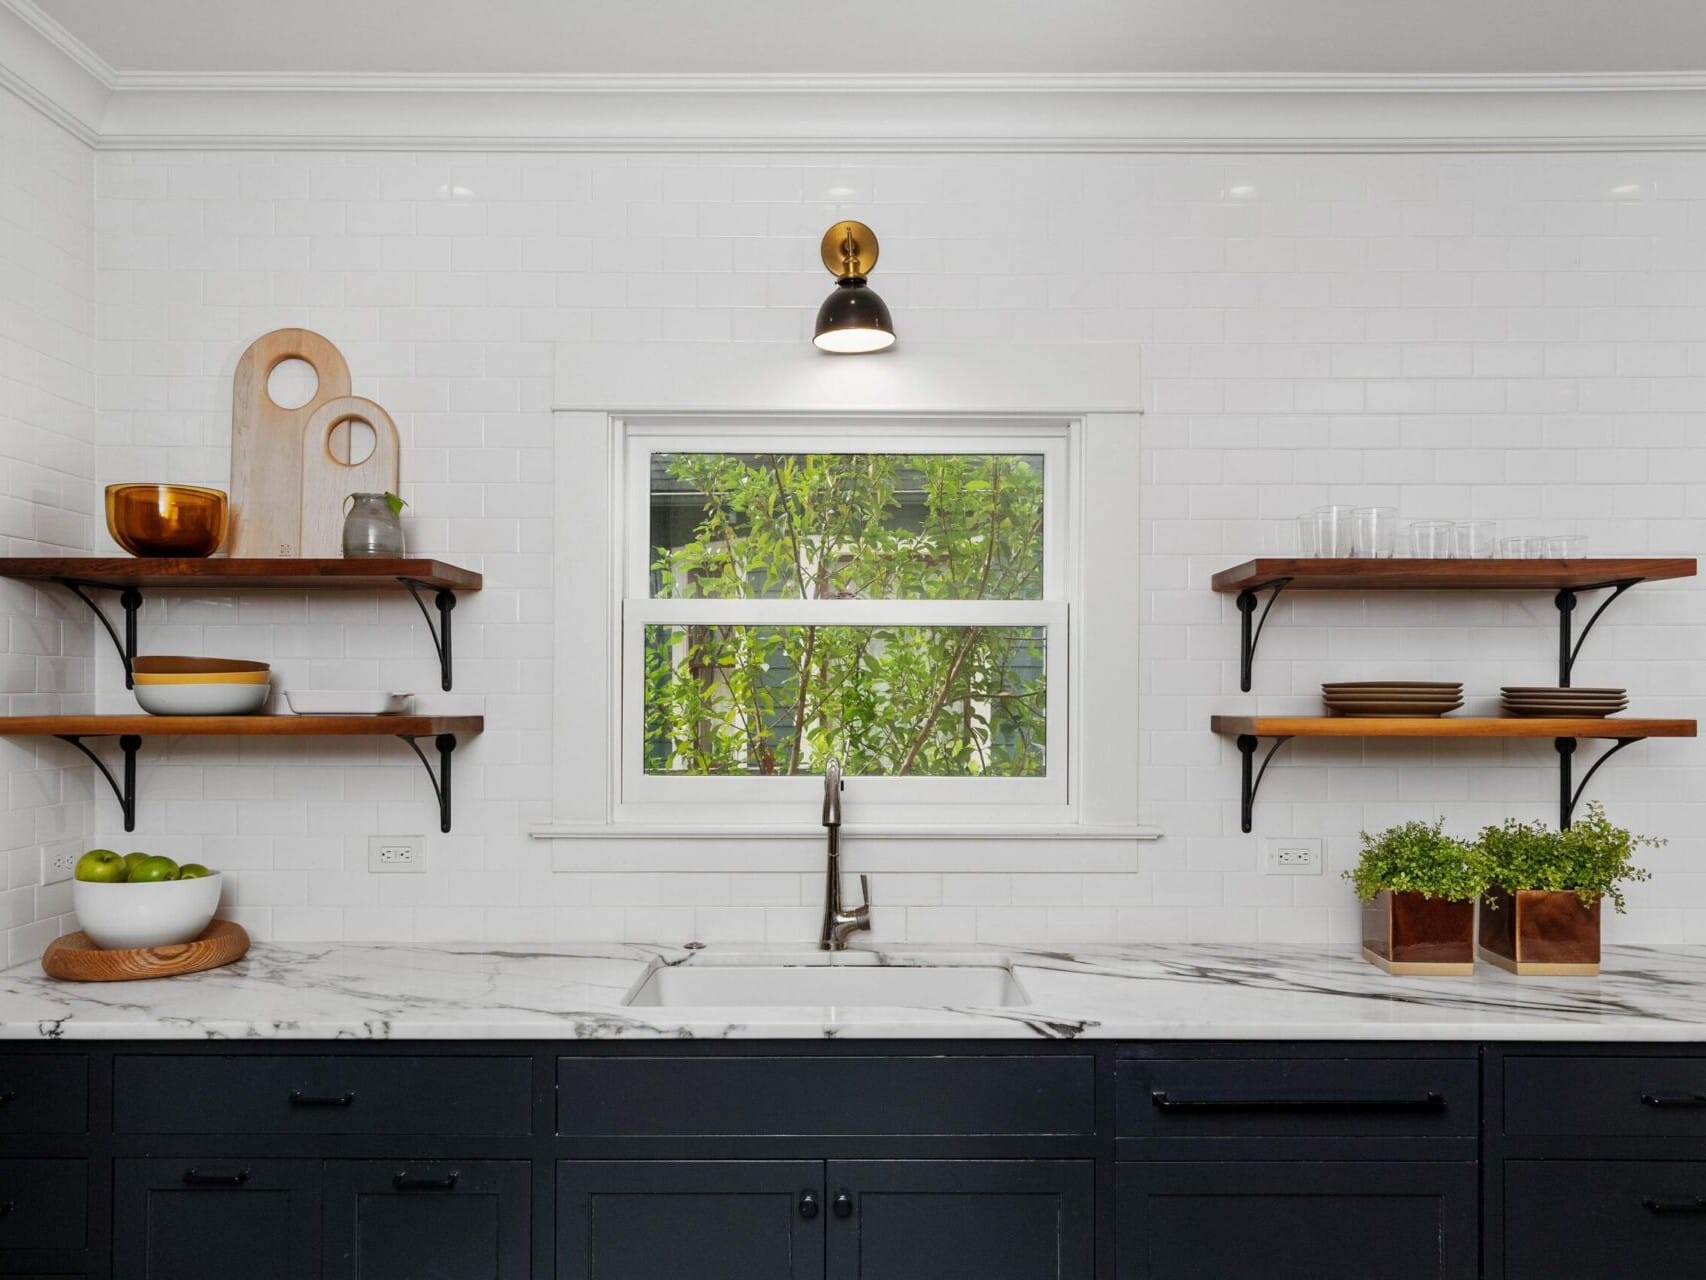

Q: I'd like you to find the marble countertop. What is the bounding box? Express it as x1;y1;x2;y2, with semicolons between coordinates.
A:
6;941;1706;1041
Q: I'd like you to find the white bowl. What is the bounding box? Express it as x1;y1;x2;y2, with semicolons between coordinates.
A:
284;690;412;716
134;681;269;716
73;874;223;950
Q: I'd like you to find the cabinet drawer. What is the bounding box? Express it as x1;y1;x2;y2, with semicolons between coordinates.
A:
1504;1054;1706;1137
115;1055;531;1135
1118;1058;1476;1141
558;1054;1094;1137
1504;1160;1706;1277
0;1055;87;1134
0;1159;87;1252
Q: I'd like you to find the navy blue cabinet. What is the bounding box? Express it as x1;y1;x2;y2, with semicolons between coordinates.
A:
1116;1161;1477;1279
558;1160;825;1280
323;1159;531;1279
113;1158;319;1280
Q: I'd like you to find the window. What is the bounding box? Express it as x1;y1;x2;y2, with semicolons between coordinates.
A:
542;340;1149;870
622;424;1069;818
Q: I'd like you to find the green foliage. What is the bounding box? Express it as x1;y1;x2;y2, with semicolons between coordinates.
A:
643;452;1047;778
1475;802;1660;913
1344;818;1492;903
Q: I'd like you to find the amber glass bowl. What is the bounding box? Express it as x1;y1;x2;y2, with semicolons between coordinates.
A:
105;484;229;557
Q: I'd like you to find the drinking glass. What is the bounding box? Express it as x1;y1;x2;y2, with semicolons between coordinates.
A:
1297;513;1318;557
1409;520;1455;559
1312;505;1356;558
1352;506;1398;559
1499;536;1546;559
1453;520;1498;559
1544;534;1588;559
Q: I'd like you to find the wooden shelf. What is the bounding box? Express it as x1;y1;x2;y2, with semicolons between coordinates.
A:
1213;714;1696;834
0;715;482;833
0;714;482;738
1210;715;1697;740
0;557;480;692
1211;557;1696;593
0;557;481;591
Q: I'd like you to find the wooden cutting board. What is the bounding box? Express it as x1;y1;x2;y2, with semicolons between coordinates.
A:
41;919;250;982
299;396;401;557
229;329;352;557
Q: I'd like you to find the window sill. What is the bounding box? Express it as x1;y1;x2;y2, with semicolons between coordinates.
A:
530;823;1161;872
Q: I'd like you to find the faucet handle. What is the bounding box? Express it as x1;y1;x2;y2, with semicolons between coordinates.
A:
857;874;871;918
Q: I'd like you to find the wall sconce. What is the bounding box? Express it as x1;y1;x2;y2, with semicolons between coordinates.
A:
813;220;895;354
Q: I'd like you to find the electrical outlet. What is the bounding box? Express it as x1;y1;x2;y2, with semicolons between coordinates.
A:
41;846;79;884
367;836;425;874
1264;837;1323;876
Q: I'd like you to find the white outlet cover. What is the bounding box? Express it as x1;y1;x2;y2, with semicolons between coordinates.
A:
367;835;425;874
41;846;80;884
1264;837;1323;876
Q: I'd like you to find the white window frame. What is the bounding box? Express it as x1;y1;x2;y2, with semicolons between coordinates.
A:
536;341;1157;871
621;420;1071;822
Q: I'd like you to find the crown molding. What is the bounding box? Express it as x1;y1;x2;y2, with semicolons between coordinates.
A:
4;0;1706;153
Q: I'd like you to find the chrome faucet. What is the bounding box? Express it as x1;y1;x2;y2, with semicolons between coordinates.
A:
819;758;871;951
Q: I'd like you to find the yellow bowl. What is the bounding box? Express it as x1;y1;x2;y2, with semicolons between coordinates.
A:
105;484;229;558
133;670;271;686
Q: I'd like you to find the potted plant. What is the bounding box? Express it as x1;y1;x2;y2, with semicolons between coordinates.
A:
1346;818;1490;975
1475;802;1661;976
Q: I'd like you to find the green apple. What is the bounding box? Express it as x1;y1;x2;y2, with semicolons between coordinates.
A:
123;851;152;877
74;848;128;883
128;855;180;883
177;863;213;879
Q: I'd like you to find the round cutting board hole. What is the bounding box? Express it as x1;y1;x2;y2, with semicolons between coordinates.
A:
267;357;319;409
325;417;377;466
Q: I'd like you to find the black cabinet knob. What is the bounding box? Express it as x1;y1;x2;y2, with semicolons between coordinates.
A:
0;1090;15;1106
798;1190;819;1219
832;1191;854;1219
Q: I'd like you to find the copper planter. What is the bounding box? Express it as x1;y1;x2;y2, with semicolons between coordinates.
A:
1477;887;1601;976
1361;890;1476;976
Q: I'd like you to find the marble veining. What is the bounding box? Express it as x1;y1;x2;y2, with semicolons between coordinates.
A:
3;941;1706;1040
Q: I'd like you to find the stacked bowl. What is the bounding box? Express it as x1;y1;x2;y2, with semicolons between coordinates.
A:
1500;686;1628;718
1322;681;1464;717
132;657;270;716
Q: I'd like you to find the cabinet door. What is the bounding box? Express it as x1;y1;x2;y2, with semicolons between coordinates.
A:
1503;1160;1706;1279
1117;1161;1476;1280
114;1159;318;1280
827;1160;1093;1280
323;1160;530;1280
558;1160;824;1280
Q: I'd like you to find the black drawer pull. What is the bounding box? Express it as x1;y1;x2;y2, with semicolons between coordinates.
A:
393;1171;459;1191
0;1090;15;1106
833;1191;854;1220
0;1200;13;1218
183;1168;250;1187
1641;1093;1706;1108
798;1190;819;1220
1151;1090;1446;1112
1643;1196;1706;1214
289;1090;355;1108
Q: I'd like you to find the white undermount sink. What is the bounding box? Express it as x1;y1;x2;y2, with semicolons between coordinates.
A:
624;953;1031;1009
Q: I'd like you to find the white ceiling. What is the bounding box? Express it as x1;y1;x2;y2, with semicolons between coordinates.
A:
30;0;1706;77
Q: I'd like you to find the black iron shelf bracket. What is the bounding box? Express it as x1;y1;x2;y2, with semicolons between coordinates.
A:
55;580;143;688
400;733;457;833
1554;578;1640;688
401;580;458;691
1235;578;1292;693
55;733;142;831
1237;733;1295;834
1555;736;1641;830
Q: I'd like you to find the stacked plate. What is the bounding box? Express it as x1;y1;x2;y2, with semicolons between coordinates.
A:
1501;686;1628;718
1322;681;1464;717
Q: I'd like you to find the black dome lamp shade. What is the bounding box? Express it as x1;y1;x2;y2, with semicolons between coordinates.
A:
813;221;895;354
